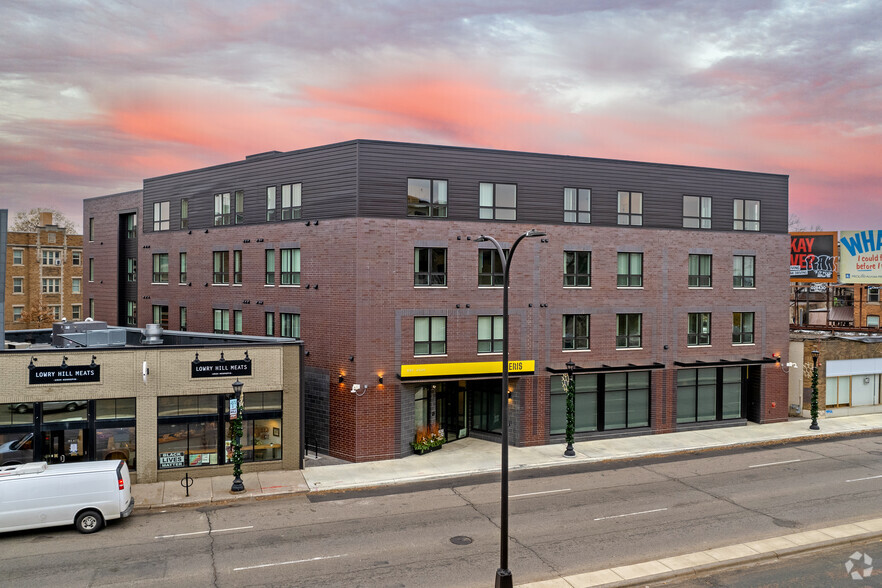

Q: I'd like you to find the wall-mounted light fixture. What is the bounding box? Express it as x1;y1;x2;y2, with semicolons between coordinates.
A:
90;355;97;368
61;356;68;368
378;375;383;384
313;220;319;226
349;356;354;362
338;374;345;383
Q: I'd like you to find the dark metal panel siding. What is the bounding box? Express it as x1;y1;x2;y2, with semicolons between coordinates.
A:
354;141;789;234
142;142;358;234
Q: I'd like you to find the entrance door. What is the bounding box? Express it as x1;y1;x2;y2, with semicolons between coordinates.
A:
41;428;87;464
436;384;467;442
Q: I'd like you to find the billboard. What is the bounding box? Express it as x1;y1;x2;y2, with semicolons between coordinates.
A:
840;230;882;284
790;232;838;282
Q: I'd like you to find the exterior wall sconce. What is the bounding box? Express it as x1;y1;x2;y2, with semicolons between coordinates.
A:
338;375;344;383
378;375;383;384
349;356;354;361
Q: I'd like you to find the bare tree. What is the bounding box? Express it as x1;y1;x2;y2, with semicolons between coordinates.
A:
11;208;79;235
20;301;57;328
789;213;823;232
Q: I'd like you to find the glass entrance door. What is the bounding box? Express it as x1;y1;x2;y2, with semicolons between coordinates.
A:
436;383;467;442
41;428;87;464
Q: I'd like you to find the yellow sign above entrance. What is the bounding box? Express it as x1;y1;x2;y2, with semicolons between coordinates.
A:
400;360;535;379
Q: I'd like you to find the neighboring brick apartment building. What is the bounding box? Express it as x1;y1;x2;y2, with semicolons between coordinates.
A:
84;140;790;462
5;212;84;331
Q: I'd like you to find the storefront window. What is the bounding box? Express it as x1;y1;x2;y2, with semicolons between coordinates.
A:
42;400;88;423
414;387;428;432
158;421;218;468
96;398;136;420
225;418;282;463
550;374;598;434
604;372;650;430
0;403;34;425
471;384;502;434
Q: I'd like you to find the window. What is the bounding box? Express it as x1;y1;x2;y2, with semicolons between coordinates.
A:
478;249;507;287
280;313;300;338
233;310;242;335
683;196;712;229
126;257;137;282
12;249;23;265
604;371;650;429
72;251;82;265
266;186;277;221
265;312;274;336
41;278;60;293
71;305;81;320
233;250;243;284
616;314;642;348
152;305;169;328
179;253;187;283
153;253;169;283
564;251;591;287
180;306;187;331
563;314;590;350
732;312;754;344
479;182;517;221
234;190;244;224
280;248;300;285
13;306;23;321
478;316;503;353
41;249;60;265
214;192;231;226
407;178;448;217
72;278;81;294
564;188;591;223
180;199;189;230
213;251;229;284
265;249;275;285
869;288;880;303
12;277;23;294
88;218;94;241
213;309;229;334
153;201;170;231
617;191;643;225
49;305;60;319
733;255;755;288
414;247;447;286
415;316;446;355
158;414;219;469
869;316;880;328
90;298;95;320
688;312;711;346
126;300;137;326
688;254;712;287
550;374;599;434
617;252;643;287
281;183;302;220
89;258;94;282
125;213;137;239
677;367;742;423
734;199;760;231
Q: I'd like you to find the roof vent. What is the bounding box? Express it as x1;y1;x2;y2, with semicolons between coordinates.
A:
142;323;163;345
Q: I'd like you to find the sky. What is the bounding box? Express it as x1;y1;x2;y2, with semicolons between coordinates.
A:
1;0;880;232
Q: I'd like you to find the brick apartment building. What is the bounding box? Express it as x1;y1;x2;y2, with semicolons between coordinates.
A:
5;212;83;331
84;140;790;462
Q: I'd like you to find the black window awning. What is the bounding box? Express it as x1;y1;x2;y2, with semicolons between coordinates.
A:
545;362;665;375
673;357;777;368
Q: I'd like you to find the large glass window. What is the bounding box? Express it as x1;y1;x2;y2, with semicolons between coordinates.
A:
734;199;760;231
564;251;591;287
233;250;243;284
266;186;277;221
479;182;517;221
127;257;137;282
158;422;218;468
152;305;169;328
153;201;170;231
415;316;446;356
479;249;507;287
407;178;448;217
732;312;754;344
733;255;755;288
214;192;231;226
414;247;447;286
550;374;598;434
617;191;643;225
604;372;650;429
683;196;712;229
42;249;60;265
213;251;229;284
688;254;712;287
126;300;137;326
281;313;300;338
265;312;274;336
281;183;302;220
265;249;275;285
563;314;590;350
688;312;711;346
477;315;503;353
41;278;60;293
152;253;168;283
234;190;244;224
213;309;229;334
564;187;591;224
617;252;643;287
677;367;742;423
125;213;137;239
616;314;642;348
233;309;243;335
281;248;300;285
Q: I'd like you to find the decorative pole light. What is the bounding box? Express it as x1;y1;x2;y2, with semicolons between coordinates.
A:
475;228;545;588
810;349;820;431
563;359;576;457
231;379;245;492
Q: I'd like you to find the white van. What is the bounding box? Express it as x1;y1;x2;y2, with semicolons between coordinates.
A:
0;460;134;534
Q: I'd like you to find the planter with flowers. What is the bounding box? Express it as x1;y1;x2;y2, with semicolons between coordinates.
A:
411;424;445;455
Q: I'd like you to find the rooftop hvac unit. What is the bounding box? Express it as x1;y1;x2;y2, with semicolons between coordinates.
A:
142;324;163;345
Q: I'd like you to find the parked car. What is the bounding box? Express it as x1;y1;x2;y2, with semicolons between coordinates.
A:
0;433;34;466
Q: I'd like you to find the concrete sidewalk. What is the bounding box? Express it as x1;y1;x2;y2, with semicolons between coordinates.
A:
132;413;882;508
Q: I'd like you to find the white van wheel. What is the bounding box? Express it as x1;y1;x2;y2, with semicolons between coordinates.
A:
75;510;103;534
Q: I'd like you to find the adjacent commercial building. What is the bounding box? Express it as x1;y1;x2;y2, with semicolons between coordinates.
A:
4;212;83;331
84;140;790;462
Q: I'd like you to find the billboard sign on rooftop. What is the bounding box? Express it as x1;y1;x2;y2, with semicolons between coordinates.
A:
840;230;882;284
790;232;838;283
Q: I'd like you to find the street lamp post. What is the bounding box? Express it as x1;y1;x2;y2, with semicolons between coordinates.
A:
564;359;576;457
230;379;245;492
810;349;820;430
476;229;545;588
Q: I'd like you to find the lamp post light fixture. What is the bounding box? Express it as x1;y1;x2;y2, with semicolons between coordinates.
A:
810;349;820;431
564;359;576;457
230;379;245;492
475;228;545;588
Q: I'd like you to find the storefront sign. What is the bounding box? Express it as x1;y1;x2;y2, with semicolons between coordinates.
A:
399;360;535;380
28;364;100;385
840;229;882;283
790;232;838;282
230;398;238;420
159;452;185;468
191;360;252;378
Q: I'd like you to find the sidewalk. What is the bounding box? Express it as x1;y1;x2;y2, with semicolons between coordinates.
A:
133;413;882;507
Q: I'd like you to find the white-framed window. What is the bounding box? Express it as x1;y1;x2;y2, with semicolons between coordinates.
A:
12;249;23;265
12;306;24;321
42;278;61;293
72;278;81;294
71;305;81;320
49;305;61;319
41;249;61;265
12;277;23;294
72;250;82;265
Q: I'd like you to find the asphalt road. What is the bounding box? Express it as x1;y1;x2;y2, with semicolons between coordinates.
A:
1;435;881;587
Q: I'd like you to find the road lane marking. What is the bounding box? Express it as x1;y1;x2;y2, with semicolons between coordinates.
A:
155;525;254;539
511;489;571;499
846;474;882;483
234;554;345;571
594;508;667;521
749;459;802;468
